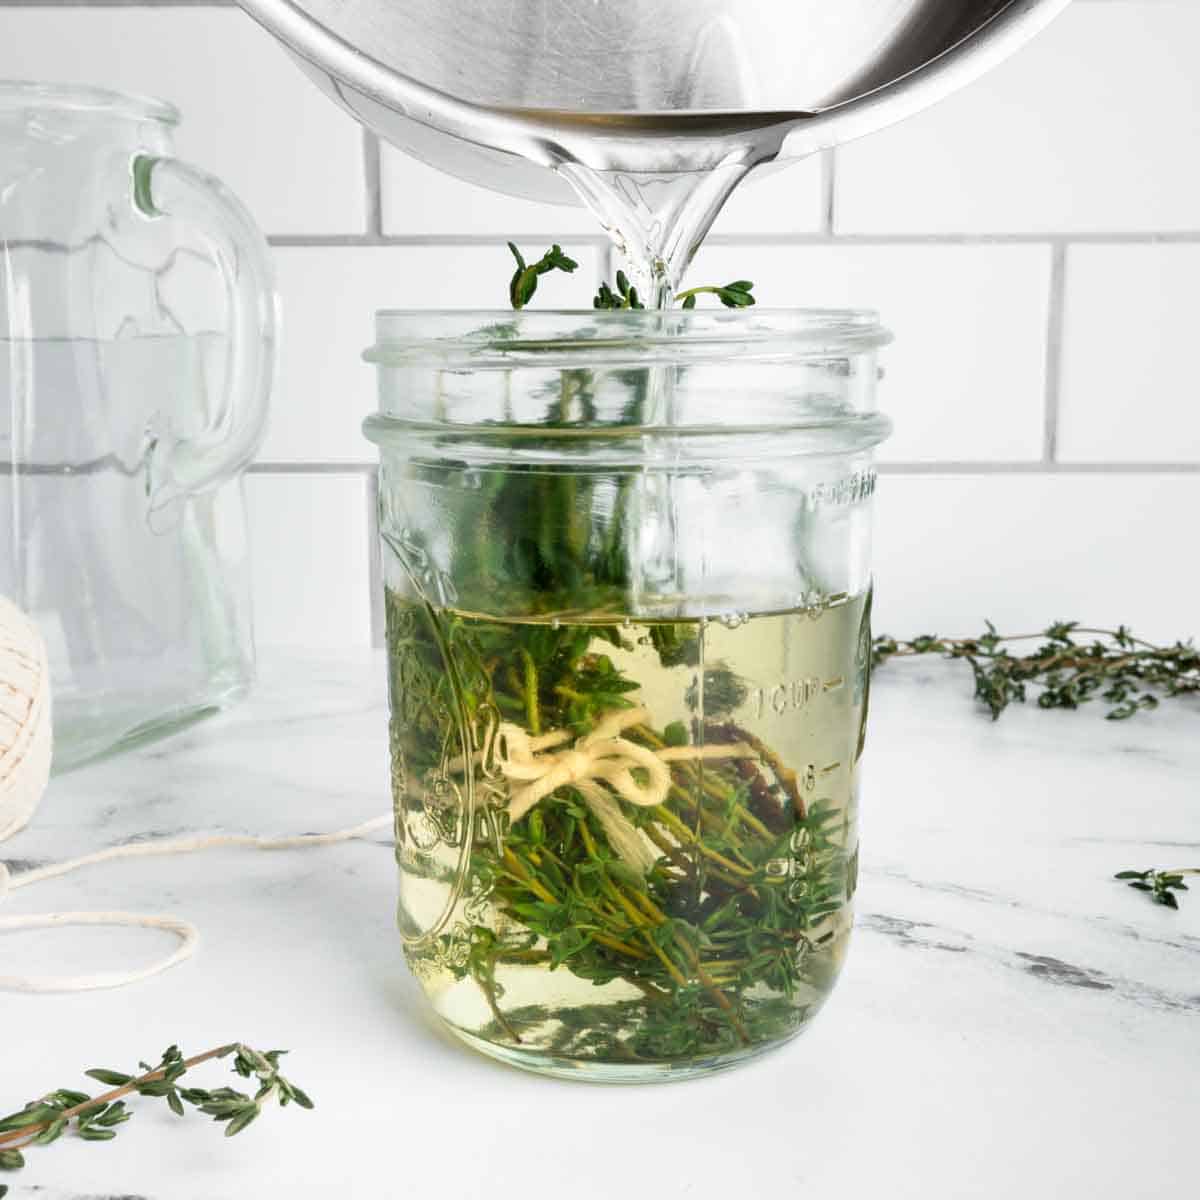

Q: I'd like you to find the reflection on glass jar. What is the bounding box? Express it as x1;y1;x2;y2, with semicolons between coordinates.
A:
364;309;891;1081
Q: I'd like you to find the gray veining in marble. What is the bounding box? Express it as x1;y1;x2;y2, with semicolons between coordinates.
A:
2;649;1196;1199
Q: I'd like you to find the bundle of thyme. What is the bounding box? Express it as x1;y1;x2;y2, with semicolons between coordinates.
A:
414;244;761;623
390;596;856;1059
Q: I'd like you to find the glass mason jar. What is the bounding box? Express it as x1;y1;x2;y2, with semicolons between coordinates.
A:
364;309;891;1082
0;83;276;771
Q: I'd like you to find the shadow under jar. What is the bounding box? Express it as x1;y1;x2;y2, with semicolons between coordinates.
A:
363;309;892;1082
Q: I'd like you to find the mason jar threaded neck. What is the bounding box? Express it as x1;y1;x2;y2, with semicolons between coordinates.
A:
362;307;893;457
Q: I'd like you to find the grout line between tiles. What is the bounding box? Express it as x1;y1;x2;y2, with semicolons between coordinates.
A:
1041;243;1068;463
362;131;384;237
876;461;1200;476
244;461;1200;478
820;151;837;235
704;231;1200;247
248;461;376;474
267;231;1200;249
267;233;614;249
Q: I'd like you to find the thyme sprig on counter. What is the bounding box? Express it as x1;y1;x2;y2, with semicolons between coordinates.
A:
873;622;1198;909
506;241;755;310
872;622;1199;721
0;1043;311;1190
1114;868;1197;910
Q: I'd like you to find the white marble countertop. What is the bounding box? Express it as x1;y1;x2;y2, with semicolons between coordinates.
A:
2;650;1196;1200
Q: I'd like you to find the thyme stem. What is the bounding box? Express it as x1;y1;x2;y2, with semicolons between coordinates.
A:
0;1045;234;1152
874;621;1198;721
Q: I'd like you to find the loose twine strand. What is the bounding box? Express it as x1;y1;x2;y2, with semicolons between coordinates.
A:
2;706;744;994
1;594;391;993
0;816;392;994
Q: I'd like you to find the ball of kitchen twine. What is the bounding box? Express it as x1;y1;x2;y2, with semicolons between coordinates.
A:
0;594;391;992
0;594;52;843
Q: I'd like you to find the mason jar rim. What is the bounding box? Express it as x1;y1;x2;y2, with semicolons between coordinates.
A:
363;307;892;453
364;308;892;370
0;81;179;126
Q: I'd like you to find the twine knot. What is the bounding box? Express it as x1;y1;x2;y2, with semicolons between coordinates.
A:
490;706;753;873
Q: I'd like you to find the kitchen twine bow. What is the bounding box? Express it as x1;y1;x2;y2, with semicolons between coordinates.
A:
465;706;754;874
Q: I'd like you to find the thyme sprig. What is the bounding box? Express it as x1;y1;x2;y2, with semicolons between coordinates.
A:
507;242;579;308
1114;868;1197;910
872;621;1199;721
505;241;755;311
674;280;756;310
592;273;756;311
0;1043;311;1190
593;269;644;310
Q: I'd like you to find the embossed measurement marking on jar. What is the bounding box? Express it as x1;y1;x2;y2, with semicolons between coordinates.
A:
763;759;844;890
749;675;845;719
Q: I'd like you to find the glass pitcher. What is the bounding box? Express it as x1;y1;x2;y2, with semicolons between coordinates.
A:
0;83;276;771
364;309;891;1081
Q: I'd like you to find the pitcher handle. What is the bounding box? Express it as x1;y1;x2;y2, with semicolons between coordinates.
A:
132;154;277;511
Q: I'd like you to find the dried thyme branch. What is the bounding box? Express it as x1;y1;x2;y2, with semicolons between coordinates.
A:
872;621;1199;721
874;623;1198;908
1114;868;1197;910
0;1043;312;1189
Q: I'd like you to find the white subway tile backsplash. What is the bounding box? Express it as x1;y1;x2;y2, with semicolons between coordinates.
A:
0;8;364;235
382;150;823;238
707;158;825;236
872;473;1200;643
244;473;372;647
263;244;601;463
835;2;1200;234
1058;245;1200;463
382;151;598;237
3;0;1197;642
690;242;1051;462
